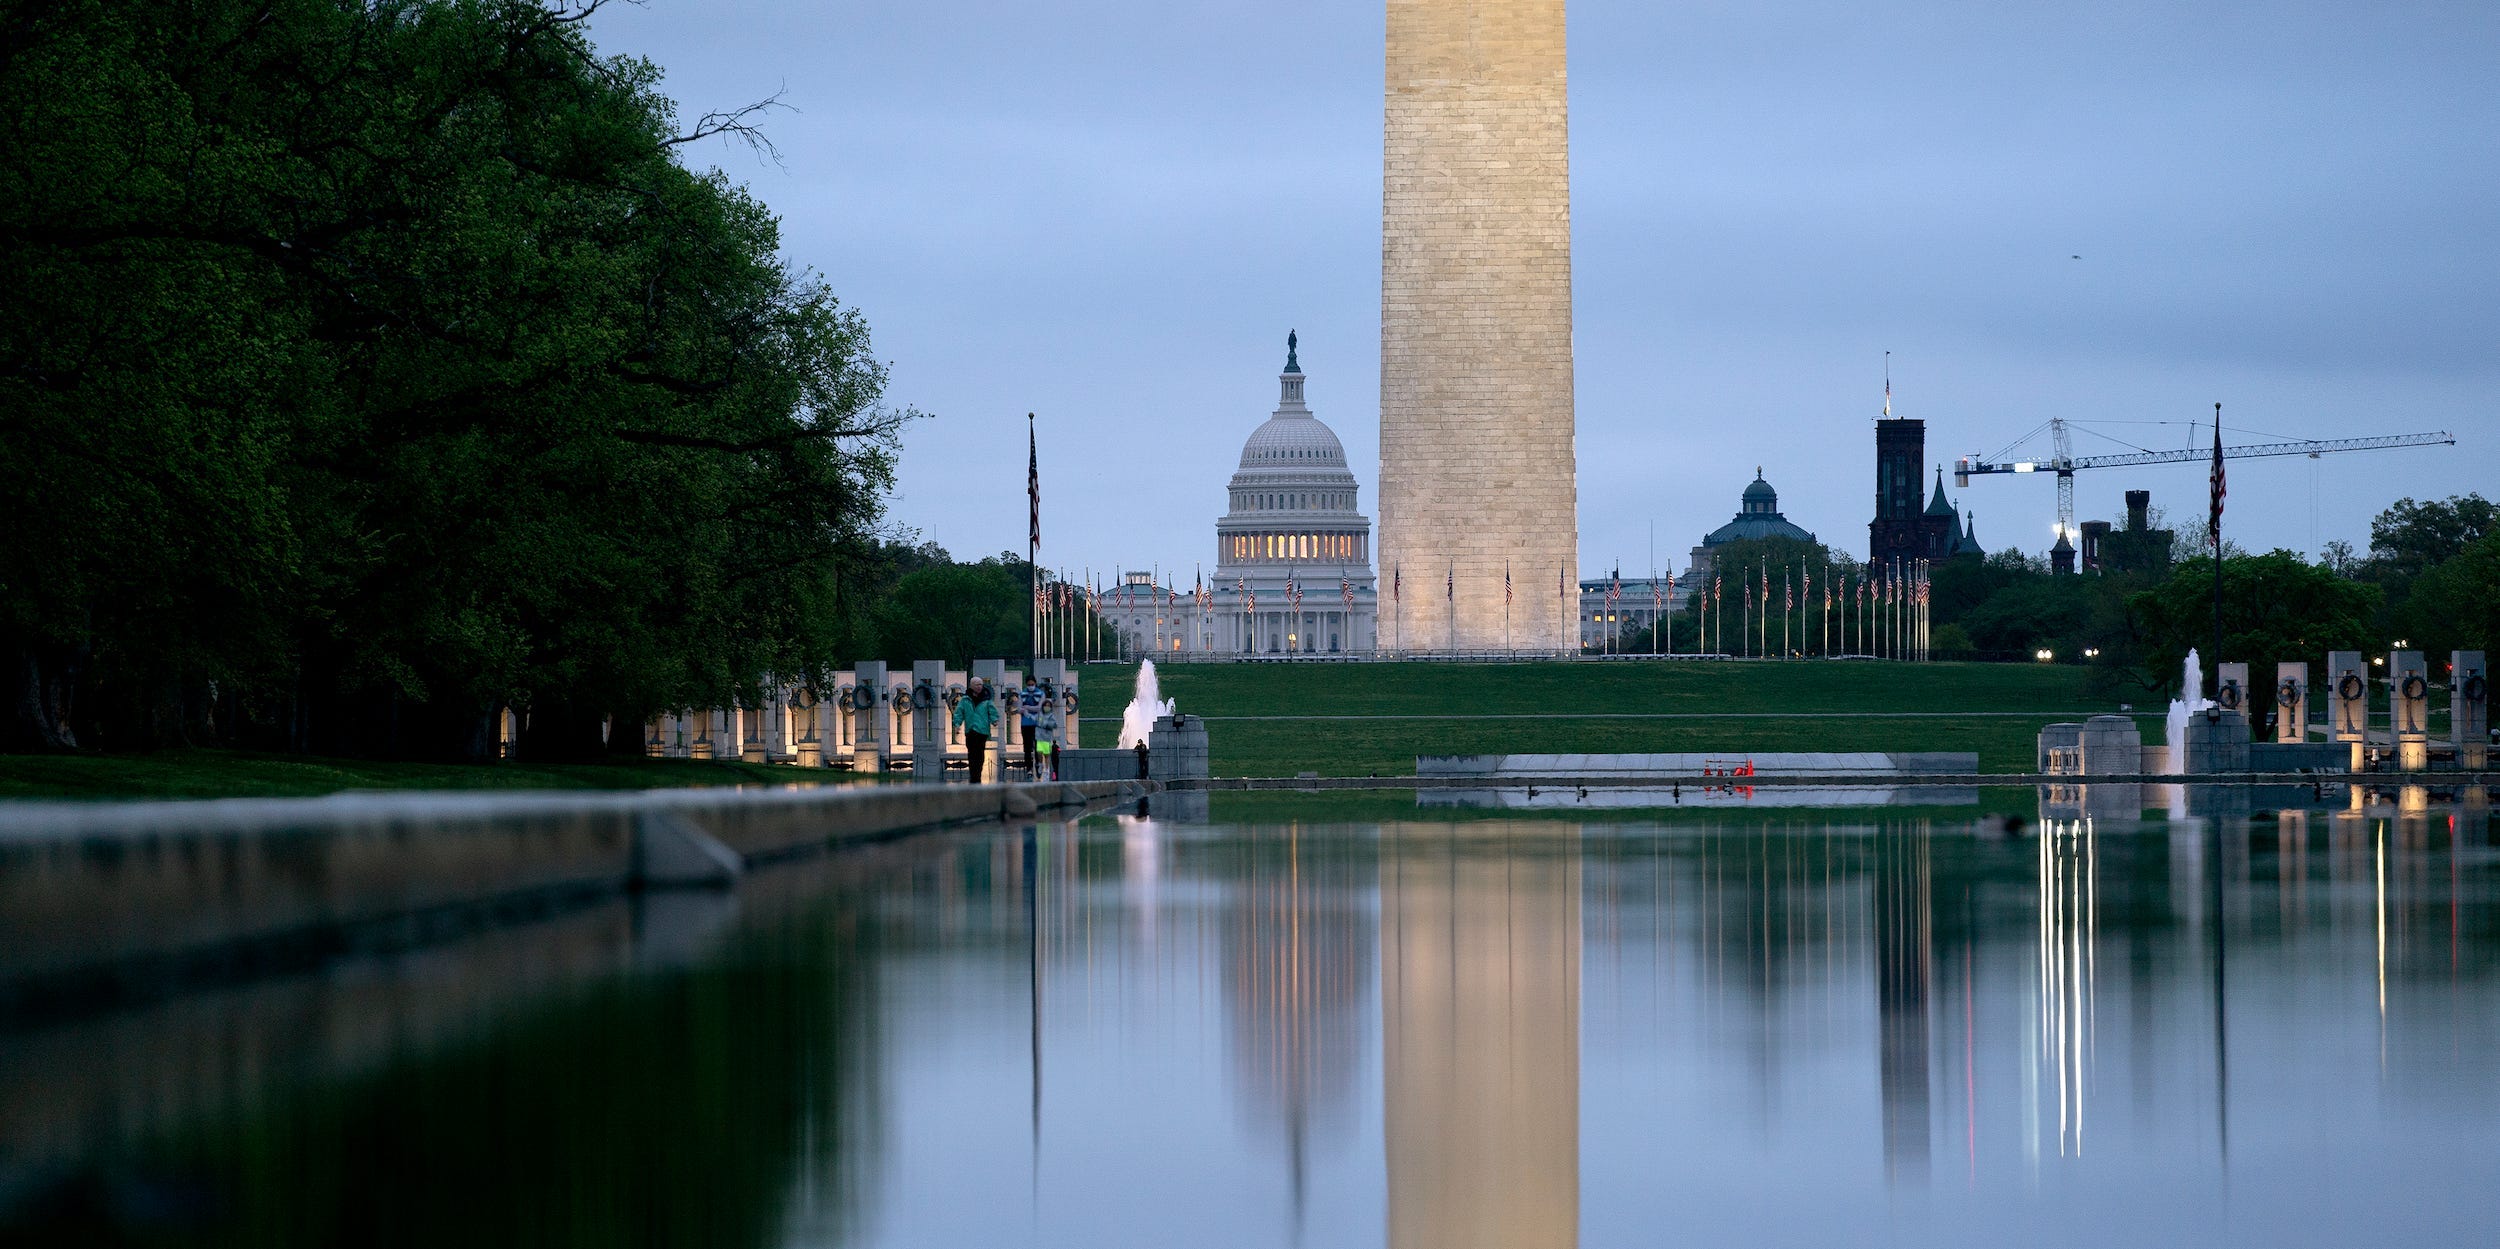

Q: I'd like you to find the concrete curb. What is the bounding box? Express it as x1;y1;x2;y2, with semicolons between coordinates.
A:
0;779;1154;1016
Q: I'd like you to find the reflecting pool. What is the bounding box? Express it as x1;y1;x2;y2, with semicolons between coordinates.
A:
7;798;2500;1246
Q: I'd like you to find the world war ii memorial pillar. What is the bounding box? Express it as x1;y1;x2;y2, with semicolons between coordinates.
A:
2328;651;2367;772
910;660;947;779
1379;0;1577;653
2454;650;2489;770
2391;649;2430;771
2275;662;2309;745
850;660;886;771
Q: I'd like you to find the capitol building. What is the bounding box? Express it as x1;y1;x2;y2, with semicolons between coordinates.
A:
1100;335;1378;655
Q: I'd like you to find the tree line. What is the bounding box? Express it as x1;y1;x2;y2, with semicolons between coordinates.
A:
1621;493;2495;708
3;0;911;759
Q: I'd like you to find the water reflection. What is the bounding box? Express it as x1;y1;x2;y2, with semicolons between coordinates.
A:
1382;826;1578;1249
1213;825;1373;1234
10;798;2500;1246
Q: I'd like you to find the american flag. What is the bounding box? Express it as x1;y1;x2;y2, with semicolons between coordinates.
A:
1342;574;1355;610
2208;406;2226;550
1445;566;1453;602
1026;416;1040;550
1393;566;1401;603
1504;566;1513;605
1608;573;1621;606
1287;571;1301;612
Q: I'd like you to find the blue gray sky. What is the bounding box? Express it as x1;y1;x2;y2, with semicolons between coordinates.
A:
588;0;2497;580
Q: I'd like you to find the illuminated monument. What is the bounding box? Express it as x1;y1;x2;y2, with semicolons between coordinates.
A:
1378;0;1577;652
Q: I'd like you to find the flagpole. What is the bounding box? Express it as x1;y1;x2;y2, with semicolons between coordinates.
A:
2211;403;2225;690
1026;413;1040;669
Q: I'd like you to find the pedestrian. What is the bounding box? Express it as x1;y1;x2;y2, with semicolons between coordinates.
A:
954;677;999;782
1036;697;1063;781
1018;684;1044;777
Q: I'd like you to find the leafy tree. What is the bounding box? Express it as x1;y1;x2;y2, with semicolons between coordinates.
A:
2388;530;2500;660
1;0;911;758
2128;551;2378;711
2368;494;2494;582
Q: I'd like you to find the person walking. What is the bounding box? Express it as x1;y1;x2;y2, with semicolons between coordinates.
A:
1018;684;1044;777
954;677;1000;782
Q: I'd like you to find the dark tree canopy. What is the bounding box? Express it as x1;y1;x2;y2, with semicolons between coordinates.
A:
2129;552;2379;708
2;0;910;757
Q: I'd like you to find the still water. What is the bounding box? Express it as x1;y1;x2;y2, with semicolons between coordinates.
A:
6;800;2500;1246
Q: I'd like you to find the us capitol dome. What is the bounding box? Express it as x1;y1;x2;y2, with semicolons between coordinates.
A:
1101;333;1377;655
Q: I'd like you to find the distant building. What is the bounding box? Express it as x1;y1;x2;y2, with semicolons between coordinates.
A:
2093;489;2173;576
1686;469;1818;587
1100;335;1379;655
1868;417;1981;567
1577;572;1677;651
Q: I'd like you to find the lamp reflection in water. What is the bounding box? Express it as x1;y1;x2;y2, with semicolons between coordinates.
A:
1383;824;1580;1249
2035;817;2098;1162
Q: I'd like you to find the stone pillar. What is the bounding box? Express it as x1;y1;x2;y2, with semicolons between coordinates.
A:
2452;650;2489;769
2216;662;2249;721
2327;650;2367;772
740;698;767;764
794;689;823;768
887;677;913;757
2274;662;2310;745
689;707;715;761
850;661;886;770
910;660;946;780
1035;658;1072;752
2391;649;2430;771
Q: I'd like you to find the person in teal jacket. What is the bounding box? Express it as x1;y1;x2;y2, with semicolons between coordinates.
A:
953;677;1001;782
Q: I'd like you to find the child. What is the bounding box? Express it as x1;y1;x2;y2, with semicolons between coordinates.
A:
1035;700;1063;781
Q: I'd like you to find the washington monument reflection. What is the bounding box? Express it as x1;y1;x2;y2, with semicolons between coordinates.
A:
1382;824;1581;1249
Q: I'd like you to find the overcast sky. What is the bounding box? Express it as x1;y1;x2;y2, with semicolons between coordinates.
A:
587;0;2496;581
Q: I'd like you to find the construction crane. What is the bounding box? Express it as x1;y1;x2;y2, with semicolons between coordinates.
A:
1955;414;2455;556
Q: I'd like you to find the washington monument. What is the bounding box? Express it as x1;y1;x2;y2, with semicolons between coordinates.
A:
1378;0;1577;653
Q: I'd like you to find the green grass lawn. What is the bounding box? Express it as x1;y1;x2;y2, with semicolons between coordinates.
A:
0;749;849;801
1077;659;2154;776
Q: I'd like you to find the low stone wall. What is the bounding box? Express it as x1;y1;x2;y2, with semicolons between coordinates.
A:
1418;751;1979;778
1057;748;1146;784
0;778;1147;1013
